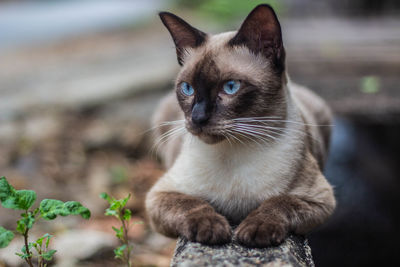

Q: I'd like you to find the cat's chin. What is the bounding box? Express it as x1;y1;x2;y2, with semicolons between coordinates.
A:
200;134;225;144
189;131;225;144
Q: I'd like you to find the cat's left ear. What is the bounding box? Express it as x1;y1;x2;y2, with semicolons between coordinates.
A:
229;4;285;72
159;12;207;66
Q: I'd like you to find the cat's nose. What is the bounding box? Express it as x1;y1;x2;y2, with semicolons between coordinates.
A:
192;101;210;126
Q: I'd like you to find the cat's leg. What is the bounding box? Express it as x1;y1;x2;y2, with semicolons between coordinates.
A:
235;156;335;247
235;192;334;247
146;191;232;245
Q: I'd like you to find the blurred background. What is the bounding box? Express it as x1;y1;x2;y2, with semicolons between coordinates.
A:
0;0;399;266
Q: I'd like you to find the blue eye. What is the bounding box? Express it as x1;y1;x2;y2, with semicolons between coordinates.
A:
180;82;194;96
223;80;240;95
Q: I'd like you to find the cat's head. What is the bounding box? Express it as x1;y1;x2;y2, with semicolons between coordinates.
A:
160;4;287;144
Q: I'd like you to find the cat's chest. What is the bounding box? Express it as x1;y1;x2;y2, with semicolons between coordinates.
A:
167;138;297;214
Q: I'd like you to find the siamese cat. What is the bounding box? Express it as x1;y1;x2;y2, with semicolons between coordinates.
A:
146;4;335;248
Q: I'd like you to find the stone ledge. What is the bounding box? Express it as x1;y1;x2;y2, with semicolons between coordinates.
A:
171;235;314;267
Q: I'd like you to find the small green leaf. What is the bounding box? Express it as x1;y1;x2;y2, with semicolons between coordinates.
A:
110;201;121;211
16;219;26;234
42;249;57;260
64;201;91;219
16;244;33;258
104;208;118;217
39;199;91;220
114;244;127;259
0;226;14;248
33;208;39;216
16;212;36;234
39;199;65;219
123;209;131;221
15;190;37;210
15;252;31;259
0;177;16;206
0;177;37;210
112;226;123;239
36;237;44;247
35;233;51;247
44;234;52;248
21;243;33;253
100;192;112;204
121;194;131;207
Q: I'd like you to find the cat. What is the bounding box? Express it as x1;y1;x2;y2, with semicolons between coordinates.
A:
145;4;335;248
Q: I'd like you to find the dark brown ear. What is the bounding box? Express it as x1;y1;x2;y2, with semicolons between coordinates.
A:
159;12;207;66
229;4;285;72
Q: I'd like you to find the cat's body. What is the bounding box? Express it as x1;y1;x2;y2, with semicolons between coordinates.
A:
146;5;335;247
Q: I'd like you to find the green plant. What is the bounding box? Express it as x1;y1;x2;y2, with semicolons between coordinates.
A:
100;192;140;267
0;176;91;267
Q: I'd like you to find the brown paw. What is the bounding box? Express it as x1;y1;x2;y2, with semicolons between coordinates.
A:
235;216;288;248
180;212;232;245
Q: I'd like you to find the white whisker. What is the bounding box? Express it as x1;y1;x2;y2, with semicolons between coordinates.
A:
151;126;186;157
229;127;272;146
225;129;245;145
233;117;333;127
222;132;233;147
234;123;302;137
233;122;322;144
232;125;278;141
140;119;185;136
230;129;264;146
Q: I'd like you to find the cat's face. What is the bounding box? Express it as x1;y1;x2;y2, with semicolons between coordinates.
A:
160;5;287;144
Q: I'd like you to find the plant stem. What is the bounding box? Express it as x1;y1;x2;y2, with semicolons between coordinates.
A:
38;254;43;267
38;246;43;267
23;228;34;267
120;210;131;267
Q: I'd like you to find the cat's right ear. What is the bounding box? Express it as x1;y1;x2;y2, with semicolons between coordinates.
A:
229;4;285;73
159;12;207;66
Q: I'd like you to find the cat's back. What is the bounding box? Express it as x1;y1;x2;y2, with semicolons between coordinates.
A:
290;82;333;168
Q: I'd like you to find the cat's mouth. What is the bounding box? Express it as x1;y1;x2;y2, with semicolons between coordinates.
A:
186;123;225;144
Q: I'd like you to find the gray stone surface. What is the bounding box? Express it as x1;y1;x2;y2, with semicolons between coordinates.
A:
171;235;314;267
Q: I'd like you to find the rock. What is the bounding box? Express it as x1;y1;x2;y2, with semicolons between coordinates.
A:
171;235;314;267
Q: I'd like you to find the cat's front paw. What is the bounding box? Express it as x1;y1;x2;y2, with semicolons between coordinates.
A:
180;212;232;245
235;215;288;248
